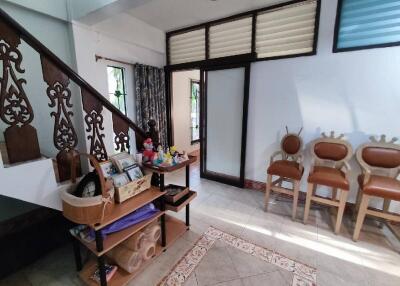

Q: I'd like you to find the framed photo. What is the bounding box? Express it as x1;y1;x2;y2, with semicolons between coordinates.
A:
125;164;144;181
110;152;136;172
99;161;117;178
111;173;130;188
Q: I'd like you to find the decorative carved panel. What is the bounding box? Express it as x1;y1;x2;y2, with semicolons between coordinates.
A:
81;88;108;162
112;113;130;153
0;18;40;163
41;56;79;181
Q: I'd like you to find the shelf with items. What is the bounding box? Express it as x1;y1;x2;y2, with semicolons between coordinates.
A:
79;244;163;286
73;210;164;257
143;155;197;228
165;191;197;212
143;155;197;174
89;187;165;231
78;214;187;286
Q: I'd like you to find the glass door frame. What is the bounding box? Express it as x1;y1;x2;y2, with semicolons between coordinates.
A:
200;63;251;188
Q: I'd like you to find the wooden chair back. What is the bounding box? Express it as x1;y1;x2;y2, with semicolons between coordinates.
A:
310;132;353;169
356;135;400;178
280;133;303;160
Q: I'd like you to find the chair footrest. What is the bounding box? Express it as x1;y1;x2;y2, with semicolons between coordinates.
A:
311;195;340;207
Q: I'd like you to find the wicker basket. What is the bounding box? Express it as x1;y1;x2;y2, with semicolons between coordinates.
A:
115;173;152;203
61;153;114;225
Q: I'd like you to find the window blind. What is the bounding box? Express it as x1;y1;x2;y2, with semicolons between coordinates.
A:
209;17;253;59
169;28;206;65
256;0;317;58
337;0;400;49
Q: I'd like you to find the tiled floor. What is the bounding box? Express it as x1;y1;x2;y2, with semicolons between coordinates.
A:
1;162;400;286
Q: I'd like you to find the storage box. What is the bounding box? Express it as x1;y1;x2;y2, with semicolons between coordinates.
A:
115;174;152;203
164;185;189;203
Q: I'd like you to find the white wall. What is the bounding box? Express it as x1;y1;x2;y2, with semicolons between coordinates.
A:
172;70;200;154
2;0;69;20
246;0;400;211
72;13;165;155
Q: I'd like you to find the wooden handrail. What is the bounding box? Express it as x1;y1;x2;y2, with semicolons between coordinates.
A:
0;8;146;139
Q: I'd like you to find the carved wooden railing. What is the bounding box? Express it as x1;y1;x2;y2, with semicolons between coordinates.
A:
0;8;149;181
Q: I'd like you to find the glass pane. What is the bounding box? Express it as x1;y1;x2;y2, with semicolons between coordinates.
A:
107;66;126;114
206;67;245;178
191;81;200;143
338;0;400;49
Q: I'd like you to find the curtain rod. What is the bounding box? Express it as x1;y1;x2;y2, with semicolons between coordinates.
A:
95;54;137;66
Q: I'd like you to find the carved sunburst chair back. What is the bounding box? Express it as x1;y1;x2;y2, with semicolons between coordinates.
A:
356;135;400;180
310;132;353;170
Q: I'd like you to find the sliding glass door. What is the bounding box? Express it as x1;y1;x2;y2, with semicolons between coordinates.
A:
200;64;250;187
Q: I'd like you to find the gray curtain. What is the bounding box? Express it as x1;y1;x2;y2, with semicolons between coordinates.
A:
134;64;167;148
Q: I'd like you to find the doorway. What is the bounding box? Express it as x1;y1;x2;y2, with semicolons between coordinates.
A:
171;70;201;160
169;64;249;188
200;64;250;188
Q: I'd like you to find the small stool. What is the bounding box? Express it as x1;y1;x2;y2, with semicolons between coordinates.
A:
265;130;304;220
353;135;400;242
303;132;353;234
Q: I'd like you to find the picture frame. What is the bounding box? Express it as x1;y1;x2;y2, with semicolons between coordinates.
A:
110;152;136;173
99;161;117;178
125;164;144;181
111;173;130;188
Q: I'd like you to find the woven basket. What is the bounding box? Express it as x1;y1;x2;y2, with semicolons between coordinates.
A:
61;152;114;225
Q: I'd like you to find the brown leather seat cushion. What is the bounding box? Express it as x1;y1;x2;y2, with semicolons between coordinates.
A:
308;166;349;190
267;160;303;180
358;174;400;201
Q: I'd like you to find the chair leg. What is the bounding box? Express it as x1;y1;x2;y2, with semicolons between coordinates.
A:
265;174;272;211
303;183;314;224
353;194;370;242
292;180;300;220
332;188;337;200
334;189;348;234
353;187;362;221
383;199;391;213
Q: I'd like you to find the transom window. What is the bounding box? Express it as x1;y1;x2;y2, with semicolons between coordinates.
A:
190;80;200;144
107;66;127;114
334;0;400;52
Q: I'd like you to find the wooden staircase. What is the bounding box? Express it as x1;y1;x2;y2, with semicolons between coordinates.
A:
0;8;152;206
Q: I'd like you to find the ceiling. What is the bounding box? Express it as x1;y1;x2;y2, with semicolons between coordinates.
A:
126;0;286;32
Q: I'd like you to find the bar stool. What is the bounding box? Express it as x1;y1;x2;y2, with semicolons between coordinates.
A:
353;135;400;242
265;128;304;220
303;132;353;234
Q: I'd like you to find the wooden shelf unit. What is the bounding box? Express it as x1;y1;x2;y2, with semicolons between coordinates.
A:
79;215;188;286
72;157;197;286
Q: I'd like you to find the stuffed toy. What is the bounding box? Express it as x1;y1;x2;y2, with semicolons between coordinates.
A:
143;138;155;162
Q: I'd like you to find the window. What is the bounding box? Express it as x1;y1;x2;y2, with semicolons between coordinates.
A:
334;0;400;52
107;66;127;114
256;0;318;59
209;17;252;59
167;0;320;64
169;28;206;65
190;80;200;144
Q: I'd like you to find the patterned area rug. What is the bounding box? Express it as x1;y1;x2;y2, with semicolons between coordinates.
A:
158;227;317;286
